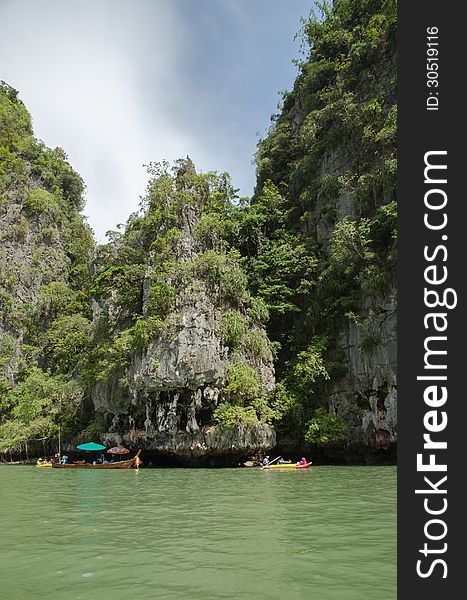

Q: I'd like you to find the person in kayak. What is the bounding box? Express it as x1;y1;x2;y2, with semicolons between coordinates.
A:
261;456;270;466
278;458;291;464
296;457;308;465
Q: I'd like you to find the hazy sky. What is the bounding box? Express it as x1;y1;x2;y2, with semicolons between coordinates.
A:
0;0;313;241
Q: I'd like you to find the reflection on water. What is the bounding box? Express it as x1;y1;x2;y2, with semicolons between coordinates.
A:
0;465;396;600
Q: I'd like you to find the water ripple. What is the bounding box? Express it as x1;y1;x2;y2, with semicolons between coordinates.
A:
0;465;396;599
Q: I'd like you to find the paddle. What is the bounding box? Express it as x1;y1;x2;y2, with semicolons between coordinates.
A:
261;455;281;468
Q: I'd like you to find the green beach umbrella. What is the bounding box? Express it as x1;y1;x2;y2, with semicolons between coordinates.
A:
76;442;107;451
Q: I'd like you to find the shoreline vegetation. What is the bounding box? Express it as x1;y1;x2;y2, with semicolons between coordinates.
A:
0;0;397;465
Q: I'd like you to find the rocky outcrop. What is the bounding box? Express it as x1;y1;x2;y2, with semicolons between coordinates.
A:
93;284;275;454
0;85;91;384
329;287;397;447
312;141;397;449
263;8;397;453
91;162;276;460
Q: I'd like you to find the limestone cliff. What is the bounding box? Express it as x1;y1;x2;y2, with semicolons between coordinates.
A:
328;288;397;448
252;0;397;452
90;161;276;461
0;82;93;391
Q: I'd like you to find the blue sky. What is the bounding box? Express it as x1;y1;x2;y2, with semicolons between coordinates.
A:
0;0;314;241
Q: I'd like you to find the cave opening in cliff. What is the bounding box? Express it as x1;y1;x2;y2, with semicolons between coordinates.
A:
196;406;213;427
175;393;188;431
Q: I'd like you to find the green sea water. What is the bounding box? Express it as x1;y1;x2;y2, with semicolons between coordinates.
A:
0;465;396;600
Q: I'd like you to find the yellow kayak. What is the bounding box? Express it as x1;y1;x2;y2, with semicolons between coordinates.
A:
36;461;53;468
261;462;312;470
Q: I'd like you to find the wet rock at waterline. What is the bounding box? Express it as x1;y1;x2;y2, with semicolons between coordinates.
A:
102;423;275;465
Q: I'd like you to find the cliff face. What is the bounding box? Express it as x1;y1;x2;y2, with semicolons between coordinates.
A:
251;0;397;451
310;139;397;448
0;195;68;377
90;162;276;461
300;90;397;450
328;288;397;448
0;82;92;389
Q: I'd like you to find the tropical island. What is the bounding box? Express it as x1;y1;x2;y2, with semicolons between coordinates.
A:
0;0;396;466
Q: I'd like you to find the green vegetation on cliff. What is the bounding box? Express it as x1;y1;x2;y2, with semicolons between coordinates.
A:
85;160;277;432
0;0;397;455
242;0;396;445
0;81;94;452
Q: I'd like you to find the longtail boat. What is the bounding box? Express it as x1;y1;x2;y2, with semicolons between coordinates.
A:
261;461;312;470
51;450;141;469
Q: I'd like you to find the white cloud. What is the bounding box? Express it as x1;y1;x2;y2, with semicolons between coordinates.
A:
0;0;308;242
0;0;195;241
